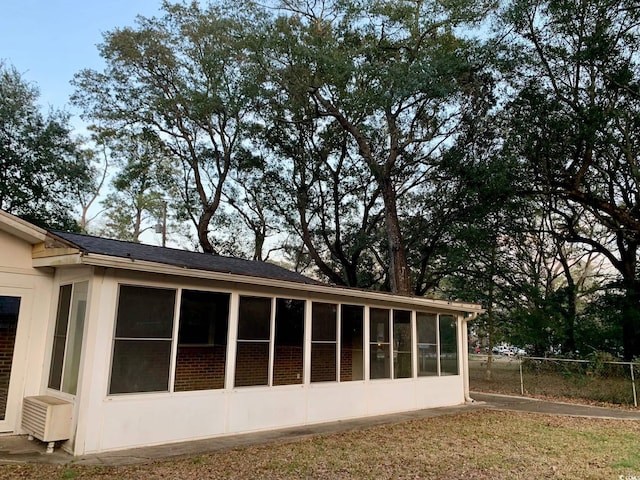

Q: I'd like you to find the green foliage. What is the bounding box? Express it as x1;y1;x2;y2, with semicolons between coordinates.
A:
0;62;88;230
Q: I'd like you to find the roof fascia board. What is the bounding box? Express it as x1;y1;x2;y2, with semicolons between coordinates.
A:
66;253;482;314
0;211;48;244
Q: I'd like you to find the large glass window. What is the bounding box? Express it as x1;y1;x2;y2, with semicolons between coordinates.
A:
273;298;305;386
340;304;364;381
393;310;412;379
48;282;88;395
439;315;459;375
174;290;230;391
109;285;175;394
416;312;438;376
235;296;271;387
311;302;337;383
369;308;390;379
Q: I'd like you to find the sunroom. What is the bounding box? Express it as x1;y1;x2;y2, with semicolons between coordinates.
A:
0;211;482;455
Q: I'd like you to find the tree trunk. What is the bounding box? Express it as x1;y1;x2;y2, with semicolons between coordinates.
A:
197;210;216;254
621;282;640;361
380;177;411;295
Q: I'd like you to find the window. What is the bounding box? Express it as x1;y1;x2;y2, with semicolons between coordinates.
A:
340;304;364;381
235;296;271;387
109;285;175;394
48;282;88;395
439;315;459;375
393;310;412;378
311;302;337;382
416;312;438;376
369;308;390;379
174;290;230;391
273;298;305;386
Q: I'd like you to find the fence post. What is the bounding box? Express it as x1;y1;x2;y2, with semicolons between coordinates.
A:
519;357;524;396
631;362;638;408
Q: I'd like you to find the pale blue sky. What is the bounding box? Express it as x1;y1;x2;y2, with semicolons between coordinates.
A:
0;0;164;121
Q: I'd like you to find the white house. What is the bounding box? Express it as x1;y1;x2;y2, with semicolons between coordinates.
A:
0;209;482;456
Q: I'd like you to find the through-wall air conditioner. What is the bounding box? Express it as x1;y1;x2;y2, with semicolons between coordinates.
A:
21;396;72;453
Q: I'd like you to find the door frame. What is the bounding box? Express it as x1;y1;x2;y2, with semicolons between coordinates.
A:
0;287;32;433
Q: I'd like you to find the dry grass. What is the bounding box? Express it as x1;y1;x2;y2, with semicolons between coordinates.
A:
470;356;638;406
2;409;640;479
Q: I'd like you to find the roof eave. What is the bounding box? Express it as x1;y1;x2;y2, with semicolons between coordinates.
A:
36;251;482;314
0;210;49;245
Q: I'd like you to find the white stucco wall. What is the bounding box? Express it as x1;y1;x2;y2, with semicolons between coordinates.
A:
71;269;467;455
0;230;54;433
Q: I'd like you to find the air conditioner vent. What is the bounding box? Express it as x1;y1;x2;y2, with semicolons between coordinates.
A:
21;396;72;453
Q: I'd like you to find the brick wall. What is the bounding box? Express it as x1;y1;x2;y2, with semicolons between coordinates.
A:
234;342;269;387
311;343;337;382
0;316;17;420
273;345;303;386
174;345;226;391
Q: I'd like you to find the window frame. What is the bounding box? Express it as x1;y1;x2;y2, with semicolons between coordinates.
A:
108;284;178;395
47;281;89;396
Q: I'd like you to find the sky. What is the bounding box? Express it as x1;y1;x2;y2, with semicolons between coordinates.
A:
0;0;164;124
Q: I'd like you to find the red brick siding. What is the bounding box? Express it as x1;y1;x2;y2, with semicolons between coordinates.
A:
234;342;269;386
310;343;337;382
0;317;17;420
273;345;303;386
174;345;226;391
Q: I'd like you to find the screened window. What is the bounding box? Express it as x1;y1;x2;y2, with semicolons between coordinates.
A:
109;285;175;394
174;290;230;391
393;310;412;379
439;315;459;375
48;282;88;395
311;302;337;383
235;296;271;387
416;312;438;376
369;308;390;379
340;304;364;381
273;298;305;386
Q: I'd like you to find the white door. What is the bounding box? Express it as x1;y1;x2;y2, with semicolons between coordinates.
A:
0;288;31;432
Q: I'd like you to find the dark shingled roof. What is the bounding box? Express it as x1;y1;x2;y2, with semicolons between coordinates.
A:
51;231;321;286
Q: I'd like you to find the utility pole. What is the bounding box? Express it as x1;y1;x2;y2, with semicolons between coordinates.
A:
161;200;167;248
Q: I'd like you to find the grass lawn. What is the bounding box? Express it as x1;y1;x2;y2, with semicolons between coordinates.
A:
2;409;639;479
469;355;638;406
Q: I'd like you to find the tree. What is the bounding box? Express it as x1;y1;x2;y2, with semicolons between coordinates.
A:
0;61;88;230
98;130;171;242
72;2;264;253
503;0;640;359
255;0;495;293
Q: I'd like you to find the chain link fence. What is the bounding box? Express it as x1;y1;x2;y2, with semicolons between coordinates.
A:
469;354;639;407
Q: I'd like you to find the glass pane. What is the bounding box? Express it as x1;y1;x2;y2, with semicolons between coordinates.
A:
178;290;230;345
109;340;172;394
273;298;305;386
340;304;364;382
0;296;20;420
370;308;390;379
237;296;271;340
311;302;337;341
48;285;72;390
311;302;337;383
234;342;269;387
393;310;412;379
175;290;230;391
115;286;175;338
62;281;88;395
311;343;337;382
370;308;390;343
440;316;458;376
417;312;438;376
